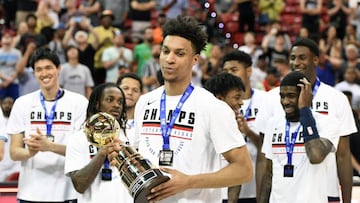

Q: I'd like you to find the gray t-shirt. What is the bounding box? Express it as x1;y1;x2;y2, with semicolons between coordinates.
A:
59;63;94;97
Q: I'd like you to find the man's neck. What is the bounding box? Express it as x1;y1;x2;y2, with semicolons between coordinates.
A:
164;80;191;96
126;107;135;120
41;86;61;101
68;59;78;66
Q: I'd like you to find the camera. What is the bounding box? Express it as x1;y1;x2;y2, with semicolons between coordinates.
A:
73;16;82;23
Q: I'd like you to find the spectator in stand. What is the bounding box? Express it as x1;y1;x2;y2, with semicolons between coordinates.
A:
16;14;47;54
300;0;323;42
328;0;352;40
258;0;284;23
339;43;360;82
48;24;67;64
239;32;263;69
102;31;133;83
273;58;291;80
316;50;338;87
100;0;129;30
59;45;94;99
0;30;22;100
62;16;99;81
79;0;102;27
59;0;84;27
261;21;292;52
35;0;55;34
228;0;255;33
335;67;360;113
153;12;167;45
262;32;290;68
88;9;120;85
160;0;189;19
200;43;223;86
256;67;280;92
319;25;343;67
296;27;310;41
349;0;360;41
15;0;38;27
132;27;153;77
12;22;28;49
343;24;360;48
251;54;267;89
15;42;40;97
129;0;156;42
142;44;161;92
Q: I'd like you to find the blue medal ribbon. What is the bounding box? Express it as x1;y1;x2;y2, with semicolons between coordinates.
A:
242;88;254;120
40;89;62;137
285;122;302;165
312;77;320;97
160;84;194;150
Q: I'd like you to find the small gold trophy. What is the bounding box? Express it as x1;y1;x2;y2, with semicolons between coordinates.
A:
84;112;170;203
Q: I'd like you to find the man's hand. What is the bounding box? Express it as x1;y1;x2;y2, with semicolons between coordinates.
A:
298;77;313;109
147;167;187;202
23;128;51;154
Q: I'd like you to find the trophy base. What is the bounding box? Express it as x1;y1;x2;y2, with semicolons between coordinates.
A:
132;169;170;203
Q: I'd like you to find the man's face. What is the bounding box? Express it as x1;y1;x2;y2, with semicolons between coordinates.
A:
289;46;318;82
119;78;142;109
34;59;61;91
222;60;250;85
280;86;300;122
218;89;244;111
160;35;198;84
98;87;124;120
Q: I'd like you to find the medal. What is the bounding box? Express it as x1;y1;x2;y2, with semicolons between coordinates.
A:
159;150;174;166
283;164;294;177
101;168;112;181
47;134;55;142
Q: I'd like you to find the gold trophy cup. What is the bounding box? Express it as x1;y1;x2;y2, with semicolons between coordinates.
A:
84;112;170;203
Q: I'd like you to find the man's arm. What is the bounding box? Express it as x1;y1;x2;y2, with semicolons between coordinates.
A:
256;133;267;201
0;139;4;161
10;129;66;161
227;185;241;203
146;146;253;201
336;135;352;203
69;148;107;193
305;137;334;164
258;158;272;203
10;133;35;161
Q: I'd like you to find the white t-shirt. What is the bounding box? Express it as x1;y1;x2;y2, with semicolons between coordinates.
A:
262;113;339;203
134;86;246;203
255;82;358;198
6;89;88;202
65;127;133;203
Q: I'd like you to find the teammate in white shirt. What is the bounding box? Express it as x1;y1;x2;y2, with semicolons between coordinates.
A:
117;73;143;148
65;83;133;203
109;16;253;203
221;50;267;203
7;47;88;202
260;71;338;203
256;38;357;203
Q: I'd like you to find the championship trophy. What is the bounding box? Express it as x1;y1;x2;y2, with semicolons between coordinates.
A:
84;112;170;203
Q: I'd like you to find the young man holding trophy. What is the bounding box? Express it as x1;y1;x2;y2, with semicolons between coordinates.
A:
109;16;253;203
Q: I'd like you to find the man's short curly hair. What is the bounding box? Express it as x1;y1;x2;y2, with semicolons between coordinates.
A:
162;16;208;55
